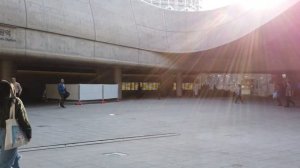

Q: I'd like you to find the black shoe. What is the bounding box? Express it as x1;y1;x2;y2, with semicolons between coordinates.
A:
61;105;65;108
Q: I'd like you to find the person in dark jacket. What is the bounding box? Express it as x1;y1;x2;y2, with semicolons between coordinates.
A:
57;78;69;108
285;80;296;107
0;80;31;168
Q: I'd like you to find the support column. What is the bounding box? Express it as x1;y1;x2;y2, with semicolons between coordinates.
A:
0;60;15;81
114;67;122;100
94;69;101;83
176;72;183;97
160;71;175;97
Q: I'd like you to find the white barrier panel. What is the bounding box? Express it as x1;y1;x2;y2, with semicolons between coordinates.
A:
242;89;251;95
46;84;118;101
79;84;103;101
103;84;118;99
45;84;60;99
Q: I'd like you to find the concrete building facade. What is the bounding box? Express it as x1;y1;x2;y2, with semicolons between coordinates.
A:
1;0;300;101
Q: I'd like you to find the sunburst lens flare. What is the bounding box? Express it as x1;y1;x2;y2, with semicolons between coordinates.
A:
237;0;285;10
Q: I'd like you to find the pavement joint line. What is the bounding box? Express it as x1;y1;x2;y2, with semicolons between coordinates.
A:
19;133;180;153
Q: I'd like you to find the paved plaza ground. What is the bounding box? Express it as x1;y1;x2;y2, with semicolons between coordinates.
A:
18;97;300;168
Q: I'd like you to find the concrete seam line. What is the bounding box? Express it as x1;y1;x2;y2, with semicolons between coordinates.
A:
88;0;96;59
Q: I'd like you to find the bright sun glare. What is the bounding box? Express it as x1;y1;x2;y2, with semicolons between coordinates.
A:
236;0;285;10
207;0;285;11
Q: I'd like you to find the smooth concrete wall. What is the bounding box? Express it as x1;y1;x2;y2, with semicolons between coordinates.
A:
26;30;94;58
0;27;174;68
0;0;26;27
0;26;26;56
91;0;139;48
26;0;94;40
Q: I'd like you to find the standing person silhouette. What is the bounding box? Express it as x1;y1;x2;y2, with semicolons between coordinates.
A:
285;80;295;107
235;84;243;103
57;79;69;108
11;78;22;97
0;80;32;168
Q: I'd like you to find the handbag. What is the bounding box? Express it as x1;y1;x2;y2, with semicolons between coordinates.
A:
64;91;70;99
4;100;29;150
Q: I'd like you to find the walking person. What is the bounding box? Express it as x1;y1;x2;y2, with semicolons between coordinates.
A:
0;80;32;168
235;84;243;103
157;83;161;99
57;79;69;108
137;83;142;99
285;80;295;107
11;78;22;97
273;83;282;106
193;83;199;97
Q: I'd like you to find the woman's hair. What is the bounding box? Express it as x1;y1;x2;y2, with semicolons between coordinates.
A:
0;80;11;98
0;80;16;121
0;80;15;102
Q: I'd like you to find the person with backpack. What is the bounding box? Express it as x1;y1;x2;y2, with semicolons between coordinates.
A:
0;80;32;168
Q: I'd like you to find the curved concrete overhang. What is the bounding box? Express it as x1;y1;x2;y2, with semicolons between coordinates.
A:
0;0;299;70
1;0;299;52
177;1;300;73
